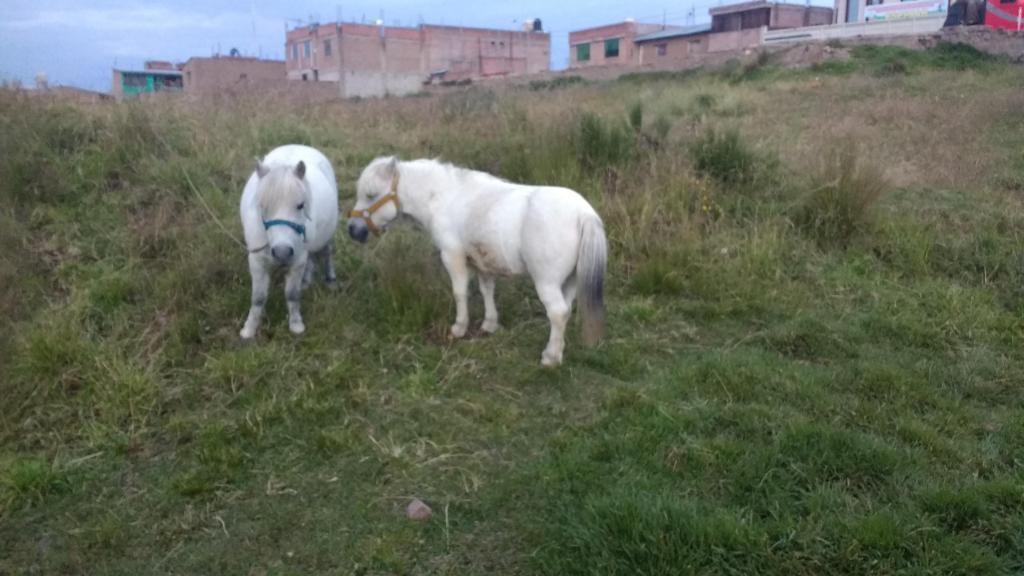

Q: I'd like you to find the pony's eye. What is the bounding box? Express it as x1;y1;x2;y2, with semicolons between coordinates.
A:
297;202;305;210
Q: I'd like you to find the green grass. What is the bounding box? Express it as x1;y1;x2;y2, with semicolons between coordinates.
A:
2;57;1024;575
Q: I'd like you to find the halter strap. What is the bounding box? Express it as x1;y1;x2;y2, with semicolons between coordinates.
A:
263;219;306;238
348;172;401;236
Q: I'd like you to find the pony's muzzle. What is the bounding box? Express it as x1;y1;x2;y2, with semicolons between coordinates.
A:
348;220;369;244
271;244;295;263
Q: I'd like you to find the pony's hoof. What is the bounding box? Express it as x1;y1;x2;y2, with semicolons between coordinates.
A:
289;321;306;336
325;278;339;291
541;350;563;368
480;320;500;334
450;324;467;339
239;328;256;340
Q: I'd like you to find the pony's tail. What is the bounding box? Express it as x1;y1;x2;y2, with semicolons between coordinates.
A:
577;214;607;347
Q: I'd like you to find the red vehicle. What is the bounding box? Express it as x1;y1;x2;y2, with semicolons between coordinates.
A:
985;0;1024;29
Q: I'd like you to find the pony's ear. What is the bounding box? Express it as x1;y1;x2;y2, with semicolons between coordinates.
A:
256;159;269;179
377;156;399;183
294;161;306;180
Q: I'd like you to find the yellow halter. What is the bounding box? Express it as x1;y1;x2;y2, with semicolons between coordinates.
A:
348;173;401;236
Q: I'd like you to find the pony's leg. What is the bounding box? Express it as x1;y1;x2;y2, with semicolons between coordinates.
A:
240;255;271;340
284;257;307;335
535;282;570;367
563;274;578;312
441;250;471;338
478;274;500;334
322;243;338;289
301;256;315;290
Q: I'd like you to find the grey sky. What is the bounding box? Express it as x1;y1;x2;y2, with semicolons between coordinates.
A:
0;0;822;92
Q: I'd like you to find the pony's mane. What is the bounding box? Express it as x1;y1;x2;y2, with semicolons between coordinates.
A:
405;158;508;187
258;166;306;212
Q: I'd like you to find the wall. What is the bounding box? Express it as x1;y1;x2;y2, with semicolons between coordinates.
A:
286;24;342;81
569;22;664;67
182;58;285;96
111;71;123;99
763;15;945;42
284;22;550;97
423;25;550;79
772;5;835;28
637;34;711;66
708;28;765;51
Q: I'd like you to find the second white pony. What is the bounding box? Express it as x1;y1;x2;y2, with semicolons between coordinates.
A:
239;144;339;339
347;157;607;367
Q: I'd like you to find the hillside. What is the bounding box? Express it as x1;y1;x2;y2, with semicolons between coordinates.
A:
2;44;1024;574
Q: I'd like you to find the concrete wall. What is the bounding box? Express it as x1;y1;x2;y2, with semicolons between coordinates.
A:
182;58;285;96
763;15;945;43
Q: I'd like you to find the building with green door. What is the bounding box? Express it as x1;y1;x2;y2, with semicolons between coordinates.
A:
111;68;183;100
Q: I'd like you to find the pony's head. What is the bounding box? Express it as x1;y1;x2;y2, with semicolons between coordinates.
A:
348;156;401;244
255;159;311;264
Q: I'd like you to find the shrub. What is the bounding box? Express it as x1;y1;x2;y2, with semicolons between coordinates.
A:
617;69;700;85
694;93;716;113
794;143;886;249
628;101;643;134
689;128;759;187
929;42;996;71
528;75;584;91
575;112;634;169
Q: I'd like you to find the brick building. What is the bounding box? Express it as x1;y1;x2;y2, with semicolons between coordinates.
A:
285;21;550;98
181;56;286;96
568;20;670;68
709;1;834;31
111;66;183;100
628;1;834;68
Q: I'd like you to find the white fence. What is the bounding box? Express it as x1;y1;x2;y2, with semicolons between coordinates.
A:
763;16;946;44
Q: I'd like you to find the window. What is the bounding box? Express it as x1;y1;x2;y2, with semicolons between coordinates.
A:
324;39;332;57
576;43;590;62
304;41;311;57
123;74;147;88
605;38;620;58
292;43;298;61
656;43;668;56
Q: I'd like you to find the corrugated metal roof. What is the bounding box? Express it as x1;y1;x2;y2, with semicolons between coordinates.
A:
113;69;183;77
634;23;712;43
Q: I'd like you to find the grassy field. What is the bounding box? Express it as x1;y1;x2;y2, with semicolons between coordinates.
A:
2;44;1024;574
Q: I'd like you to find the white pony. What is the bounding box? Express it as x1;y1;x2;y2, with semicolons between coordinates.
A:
347;157;607;366
239;144;339;339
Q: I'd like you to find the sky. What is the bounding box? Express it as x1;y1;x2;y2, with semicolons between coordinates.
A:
0;0;810;92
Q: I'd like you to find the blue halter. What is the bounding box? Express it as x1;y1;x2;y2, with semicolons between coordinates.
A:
263;219;306;238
